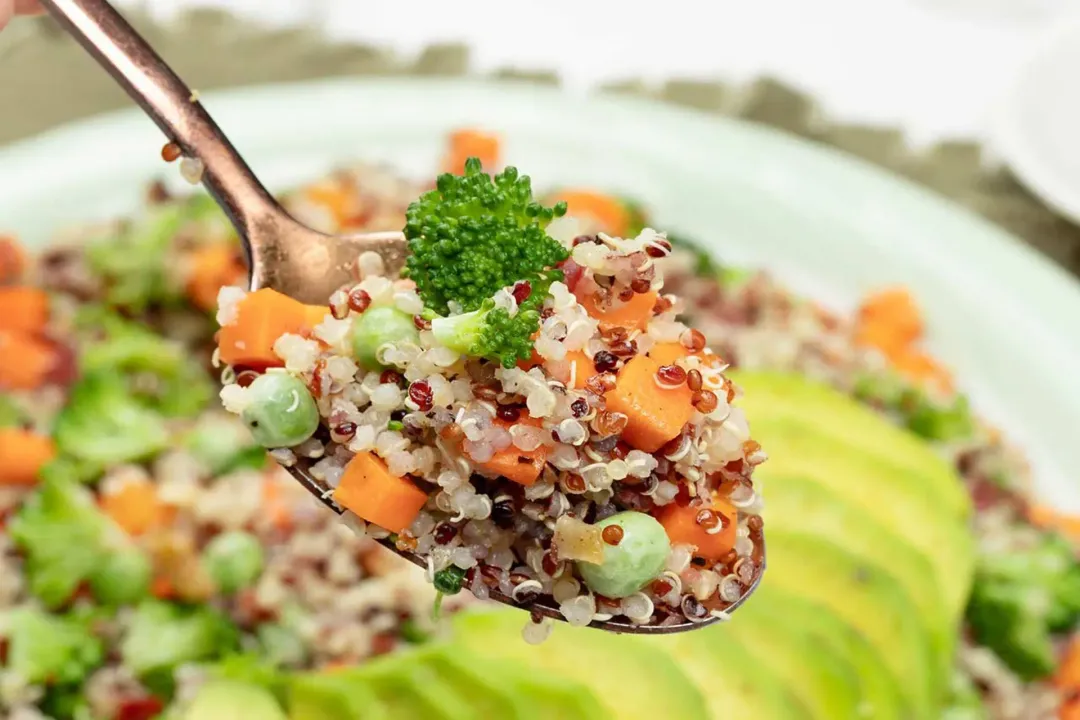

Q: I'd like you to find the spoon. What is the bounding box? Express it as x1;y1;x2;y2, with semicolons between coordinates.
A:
39;0;763;634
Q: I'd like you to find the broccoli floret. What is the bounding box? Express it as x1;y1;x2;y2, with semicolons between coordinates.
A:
403;157;569;316
0;607;104;686
81;315;213;419
53;372;170;473
430;279;554;368
966;529;1080;680
86;203;187;312
8;477;115;607
121;600;240;679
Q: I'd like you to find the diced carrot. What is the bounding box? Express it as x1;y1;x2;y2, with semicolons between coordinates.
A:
858;287;922;345
657;495;738;562
891;348;954;395
443;129;501;175
475;417;550;487
1057;636;1080;688
186;244;246;313
550;189;631;237
151;576;174;599
516;347;543;371
0;330;56;391
100;475;168;537
576;289;658;331
647;342;723;369
0;286;49;334
0;428;56;486
547;350;592;389
853;322;908;357
303;303;331;333
1061;698;1080;720
0;235;27;284
604;355;694;453
1028;505;1080;543
305;181;359;227
333;452;430;533
217;288;311;369
262;474;293;531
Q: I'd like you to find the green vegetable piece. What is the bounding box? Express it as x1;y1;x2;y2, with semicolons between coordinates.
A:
180;679;287;720
289;672;389;720
241;372;319;448
431;290;550;369
903;391;975;441
576;511;669;599
399;618;431;645
256;623;308;668
89;545;152;605
0;607;104;686
350;306;420;370
184;413;266;475
8;477;113;607
386;419;405;432
53;372;171;473
966;528;1080;680
0;394;26;428
86;203;187;312
433;565;468;595
121;600;239;678
206;653;287;699
204;531;265;594
403;157;569;316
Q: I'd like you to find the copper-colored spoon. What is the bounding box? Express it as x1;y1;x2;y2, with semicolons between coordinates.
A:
39;0;764;634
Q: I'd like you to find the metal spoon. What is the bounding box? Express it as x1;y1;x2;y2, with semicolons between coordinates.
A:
39;0;764;634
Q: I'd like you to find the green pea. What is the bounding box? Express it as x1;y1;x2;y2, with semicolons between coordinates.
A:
89;546;152;605
576;511;670;599
241;372;319;448
204;531;265;594
350;307;419;370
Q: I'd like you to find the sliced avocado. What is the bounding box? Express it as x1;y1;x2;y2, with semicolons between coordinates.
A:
765;531;939;716
722;588;862;719
646;624;809;719
453;610;708;720
493;669;608;719
289;672;388;719
731;369;970;518
749;586;909;720
180;679;287;720
363;653;474;720
408;643;526;719
762;472;953;665
752;414;974;623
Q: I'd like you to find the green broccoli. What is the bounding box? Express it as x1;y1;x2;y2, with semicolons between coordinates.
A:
966;528;1080;680
403;158;569;367
900;390;975;442
80;314;213;419
8;477;115;607
120;600;240;679
53;372;170;473
0;607;104;686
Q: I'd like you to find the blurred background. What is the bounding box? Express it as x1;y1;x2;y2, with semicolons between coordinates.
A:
2;2;1080;719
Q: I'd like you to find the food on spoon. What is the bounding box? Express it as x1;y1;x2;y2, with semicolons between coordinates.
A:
215;158;767;628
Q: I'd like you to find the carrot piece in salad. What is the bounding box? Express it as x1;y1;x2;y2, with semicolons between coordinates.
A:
576;288;658;331
891;348;954;396
443;129;502;175
1028;505;1080;543
0;428;56;486
657;495;738;562
546;350;592;390
647;341;723;369
217;288;311;369
333;451;430;533
0;330;56;390
1056;636;1080;719
475;417;550;487
858;287;923;345
99;474;169;537
550;189;632;237
262;474;294;531
186;244;247;313
0;286;49;334
0;235;27;285
604;355;694;453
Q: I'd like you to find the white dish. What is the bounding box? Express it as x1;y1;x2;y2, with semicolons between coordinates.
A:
1;77;1078;508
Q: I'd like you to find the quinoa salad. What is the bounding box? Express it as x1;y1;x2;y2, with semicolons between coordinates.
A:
1;126;1079;719
213;156;766;632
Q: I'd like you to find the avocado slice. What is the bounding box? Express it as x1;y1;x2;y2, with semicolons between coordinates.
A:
414;643;537;719
721;586;863;719
765;531;940;716
749;586;910;720
453;610;708;720
180;679;287;720
753;414;974;623
289;672;389;719
762;472;953;666
646;624;809;719
363;654;474;720
731;369;970;518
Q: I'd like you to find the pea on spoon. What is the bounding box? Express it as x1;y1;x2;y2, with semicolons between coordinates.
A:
39;0;764;634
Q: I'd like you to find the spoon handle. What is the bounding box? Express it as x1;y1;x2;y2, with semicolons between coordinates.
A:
39;0;278;241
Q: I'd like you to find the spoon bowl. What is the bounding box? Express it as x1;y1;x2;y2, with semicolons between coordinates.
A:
39;0;765;633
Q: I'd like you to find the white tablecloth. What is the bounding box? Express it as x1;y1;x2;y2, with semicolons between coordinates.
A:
120;0;1077;146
